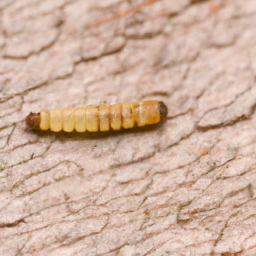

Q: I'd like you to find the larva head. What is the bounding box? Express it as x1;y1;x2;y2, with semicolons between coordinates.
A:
26;112;40;130
158;101;168;121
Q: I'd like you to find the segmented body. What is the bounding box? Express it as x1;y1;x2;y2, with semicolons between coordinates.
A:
26;100;168;132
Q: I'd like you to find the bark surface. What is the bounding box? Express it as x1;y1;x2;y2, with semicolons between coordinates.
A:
0;0;256;255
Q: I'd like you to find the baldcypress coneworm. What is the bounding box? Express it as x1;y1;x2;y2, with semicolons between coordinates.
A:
26;100;168;132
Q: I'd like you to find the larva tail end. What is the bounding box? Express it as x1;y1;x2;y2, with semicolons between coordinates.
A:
158;102;168;121
26;112;40;130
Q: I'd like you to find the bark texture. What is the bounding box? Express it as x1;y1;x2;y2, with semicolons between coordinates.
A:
0;0;256;255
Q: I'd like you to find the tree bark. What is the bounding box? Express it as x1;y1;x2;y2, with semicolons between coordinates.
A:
0;0;256;255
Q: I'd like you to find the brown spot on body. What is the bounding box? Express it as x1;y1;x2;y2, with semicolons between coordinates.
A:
26;112;40;130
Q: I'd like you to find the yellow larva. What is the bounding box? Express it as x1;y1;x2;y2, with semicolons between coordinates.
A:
26;100;168;132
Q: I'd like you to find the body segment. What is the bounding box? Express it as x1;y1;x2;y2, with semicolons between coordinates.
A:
50;108;63;132
99;105;110;131
63;108;75;132
110;104;122;130
86;106;99;132
40;110;50;130
122;102;135;129
26;100;168;132
74;107;86;132
135;101;161;126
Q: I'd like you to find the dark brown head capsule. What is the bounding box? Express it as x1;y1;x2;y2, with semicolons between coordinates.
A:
26;112;40;130
158;101;168;121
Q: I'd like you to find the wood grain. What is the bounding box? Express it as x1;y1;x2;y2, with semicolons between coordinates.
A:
0;0;256;255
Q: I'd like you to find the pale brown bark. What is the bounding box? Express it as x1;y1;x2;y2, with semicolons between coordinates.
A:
0;0;256;255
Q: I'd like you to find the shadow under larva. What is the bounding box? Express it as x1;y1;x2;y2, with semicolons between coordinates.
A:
25;100;168;136
27;122;165;141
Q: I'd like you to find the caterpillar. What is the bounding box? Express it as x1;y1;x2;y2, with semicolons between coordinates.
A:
26;100;168;132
